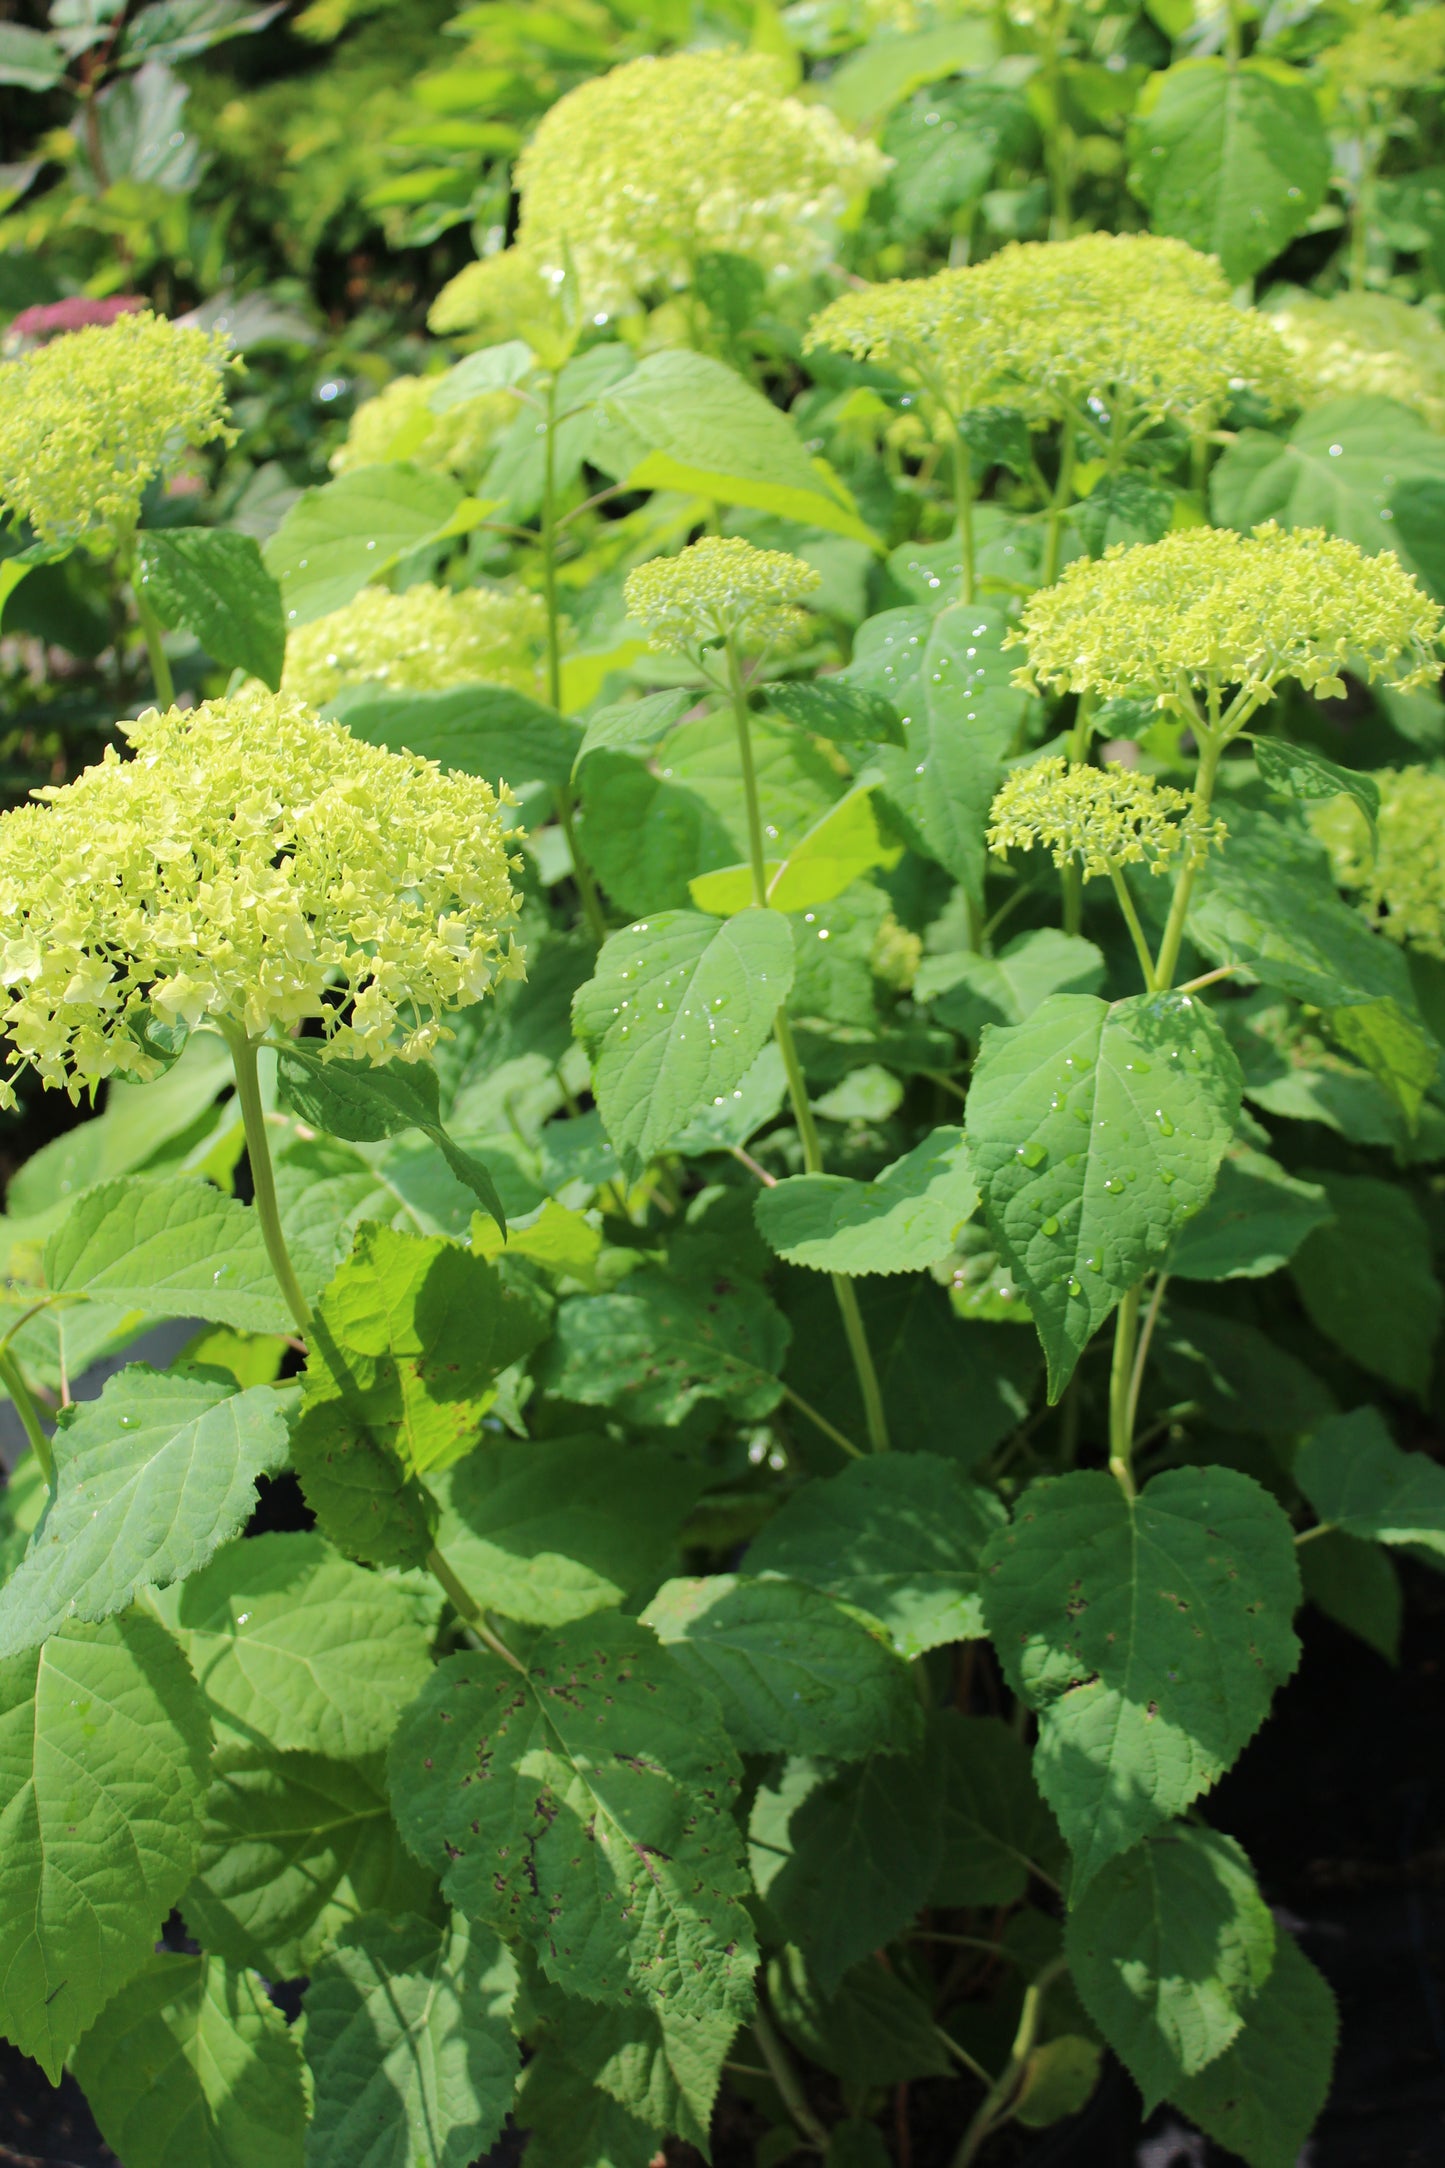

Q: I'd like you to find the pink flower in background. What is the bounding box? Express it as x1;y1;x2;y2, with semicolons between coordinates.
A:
7;295;145;343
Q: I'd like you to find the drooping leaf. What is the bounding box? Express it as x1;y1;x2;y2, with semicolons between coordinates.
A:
966;991;1242;1400
572;908;795;1181
151;1530;433;1757
981;1468;1300;1890
431;1434;706;1626
915;928;1105;1040
136;528;286;689
71;1952;306;2168
641;1574;922;1760
388;1614;757;2020
748;1744;942;1996
183;1733;436;1977
1290;1173;1441;1399
262;463;478;626
1298;1530;1402;1664
1066;1826;1276;2111
929;1711;1064;1906
527;1964;735;2150
540;1267;789;1427
303;1913;518;2168
1168;1935;1338;2168
1295;1405;1445;1558
0;1613;211;2079
767;1945;951;2087
755;1125;978;1276
747;1452;1005;1658
1250;738;1380;838
334;682;582;790
45;1175;294;1333
1154;1306;1335;1439
577;751;740;918
1128;57;1330;281
0;1368;289;1659
1165;1149;1333;1282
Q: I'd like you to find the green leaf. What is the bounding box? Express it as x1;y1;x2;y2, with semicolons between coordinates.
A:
150;1530;433;1756
183;1734;436;1977
916;928;1105;1040
515;2047;657;2168
966;991;1242;1400
767;1945;950;2086
334;682;582;789
670;1039;789;1158
930;1711;1063;1906
1154;1307;1335;1439
0;21;65;87
1013;2036;1103;2130
0;1614;210;2080
1296;1405;1445;1558
848;603;1022;907
641;1573;922;1760
1127;58;1329;282
747;1452;1005;1658
765;680;905;752
573;688;696;774
304;1913;518;2168
1168;1935;1338;2168
1066;1826;1276;2111
304;1224;520;1477
982;1468;1301;1890
572;908;795;1182
822;20;997;123
1210;396;1445;593
136;529;286;690
388;1614;758;2020
755;1124;978;1276
528;1965;735;2149
748;1745;942;1996
1250;738;1380;837
577;750;740;917
262;464;477;626
1298;1530;1402;1663
276;1048;507;1237
595;352;877;547
289;1396;439;1572
1165;1148;1333;1282
1290;1173;1441;1398
540;1267;789;1426
428;338;534;407
688;788;900;916
44;1175;294;1333
431;1434;706;1626
71;1952;306;2168
0;1368;289;1660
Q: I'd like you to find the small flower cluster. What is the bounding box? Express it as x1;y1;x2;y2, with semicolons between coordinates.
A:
1312;766;1445;960
1327;7;1445;96
510;53;888;313
988;756;1221;879
806;234;1295;434
428;248;572;364
281;583;546;706
0;690;524;1104
330;375;515;480
1015;523;1443;710
0;309;235;555
624;536;821;654
1265;289;1445;432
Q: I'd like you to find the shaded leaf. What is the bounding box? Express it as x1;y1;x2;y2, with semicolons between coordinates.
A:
136;529;285;689
541;1267;789;1427
1296;1405;1445;1558
1169;1935;1337;2168
1290;1174;1441;1399
1165;1149;1332;1282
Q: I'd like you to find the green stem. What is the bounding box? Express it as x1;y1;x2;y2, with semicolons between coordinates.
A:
950;1958;1069;2168
221;1025;314;1336
428;1546;528;1670
752;2010;828;2152
130;559;175;708
1127;1270;1169;1445
1153;728;1224;992
1060;692;1095;935
540;373;607;947
951;420;976;607
1108;864;1159;992
780;1382;864;1461
1350;120;1382;293
1041;421;1077;590
0;1348;53;1488
725;641;891;1453
1107;1281;1143;1500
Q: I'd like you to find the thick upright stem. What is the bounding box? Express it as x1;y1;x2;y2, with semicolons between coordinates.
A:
753;2010;829;2151
221;1025;314;1335
1107;1282;1143;1499
951;423;976;607
725;641;891;1453
1153;728;1225;992
130;559;175;708
541;374;607;946
950;1958;1069;2168
0;1347;53;1488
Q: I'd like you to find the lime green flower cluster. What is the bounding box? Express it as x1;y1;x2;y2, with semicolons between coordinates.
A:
1264;288;1445;432
1312;765;1445;959
1015;523;1442;711
0;690;523;1104
988;755;1221;879
0;309;235;556
330;375;516;480
282;582;546;707
428;249;574;366
508;53;888;312
624;536;821;654
806;234;1294;435
1326;6;1445;94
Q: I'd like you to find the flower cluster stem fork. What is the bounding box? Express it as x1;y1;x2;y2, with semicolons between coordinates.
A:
724;638;892;1453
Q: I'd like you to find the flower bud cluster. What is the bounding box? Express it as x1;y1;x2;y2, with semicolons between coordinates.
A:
281;583;546;706
330;375;516;480
1312;765;1445;960
0;690;524;1105
988;755;1221;879
624;536;821;654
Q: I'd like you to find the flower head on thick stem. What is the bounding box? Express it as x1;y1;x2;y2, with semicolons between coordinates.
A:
624;536;821;656
0;688;524;1106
